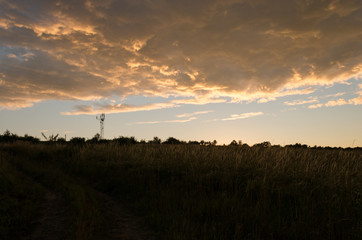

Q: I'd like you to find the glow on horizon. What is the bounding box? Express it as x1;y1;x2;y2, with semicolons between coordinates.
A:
0;0;361;147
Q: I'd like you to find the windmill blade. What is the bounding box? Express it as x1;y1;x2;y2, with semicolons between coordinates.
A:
41;132;48;140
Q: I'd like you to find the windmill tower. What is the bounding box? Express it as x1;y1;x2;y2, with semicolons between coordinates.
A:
96;113;105;139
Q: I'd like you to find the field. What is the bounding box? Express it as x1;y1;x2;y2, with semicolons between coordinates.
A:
1;141;361;239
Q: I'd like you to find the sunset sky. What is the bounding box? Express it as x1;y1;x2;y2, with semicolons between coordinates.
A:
0;0;361;146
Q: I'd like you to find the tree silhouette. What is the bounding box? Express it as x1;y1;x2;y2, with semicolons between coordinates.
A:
229;140;238;146
149;136;161;144
163;137;183;144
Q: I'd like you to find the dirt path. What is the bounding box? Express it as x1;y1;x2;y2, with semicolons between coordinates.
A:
21;183;158;240
14;160;159;240
96;191;158;240
23;190;71;240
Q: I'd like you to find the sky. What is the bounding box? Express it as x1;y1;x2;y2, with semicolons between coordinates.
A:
0;0;361;147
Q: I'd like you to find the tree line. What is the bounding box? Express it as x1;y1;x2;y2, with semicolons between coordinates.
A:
0;130;360;150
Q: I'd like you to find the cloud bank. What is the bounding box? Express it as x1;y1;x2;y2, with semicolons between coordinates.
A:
1;0;361;112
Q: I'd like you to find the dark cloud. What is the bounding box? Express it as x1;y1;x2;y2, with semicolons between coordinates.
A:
0;0;361;111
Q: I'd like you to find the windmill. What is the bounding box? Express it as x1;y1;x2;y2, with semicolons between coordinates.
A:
96;113;105;139
41;132;59;141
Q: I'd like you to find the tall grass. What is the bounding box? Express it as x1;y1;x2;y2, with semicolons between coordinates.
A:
1;143;104;240
0;149;43;239
1;142;361;239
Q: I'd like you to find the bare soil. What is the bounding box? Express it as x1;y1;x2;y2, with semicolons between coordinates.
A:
22;184;158;240
97;191;158;240
23;190;71;240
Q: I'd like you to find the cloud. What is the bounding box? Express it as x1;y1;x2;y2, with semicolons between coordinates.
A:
325;98;348;107
308;94;362;108
284;98;318;106
1;0;362;110
242;87;316;103
132;117;197;125
62;102;178;115
64;93;224;115
348;86;362;105
62;96;225;115
221;112;264;121
131;121;161;125
165;117;197;123
308;103;324;109
349;95;362;105
176;110;213;118
321;92;345;98
171;95;228;105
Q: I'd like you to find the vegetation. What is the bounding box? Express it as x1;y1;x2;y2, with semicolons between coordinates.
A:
0;131;361;239
0;150;43;239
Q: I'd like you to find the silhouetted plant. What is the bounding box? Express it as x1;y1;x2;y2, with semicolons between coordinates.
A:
229;140;238;146
148;136;161;144
69;137;86;144
0;130;18;142
285;143;308;148
163;137;183;144
93;133;101;141
113;136;138;145
253;141;271;148
22;134;40;142
188;140;200;145
0;130;39;142
41;132;59;141
87;133;101;143
57;138;66;143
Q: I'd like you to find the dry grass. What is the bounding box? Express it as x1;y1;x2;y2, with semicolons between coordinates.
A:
1;142;361;239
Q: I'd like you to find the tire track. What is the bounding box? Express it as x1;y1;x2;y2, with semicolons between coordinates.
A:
96;191;158;240
23;189;71;240
11;159;158;240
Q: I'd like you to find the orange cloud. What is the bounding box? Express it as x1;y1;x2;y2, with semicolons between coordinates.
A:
165;117;197;123
176;111;213;118
221;112;264;121
232;87;316;104
325;98;348;107
308;104;324;109
348;92;362;105
308;93;362;109
0;0;361;111
132;117;197;125
284;99;318;106
62;102;178;115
